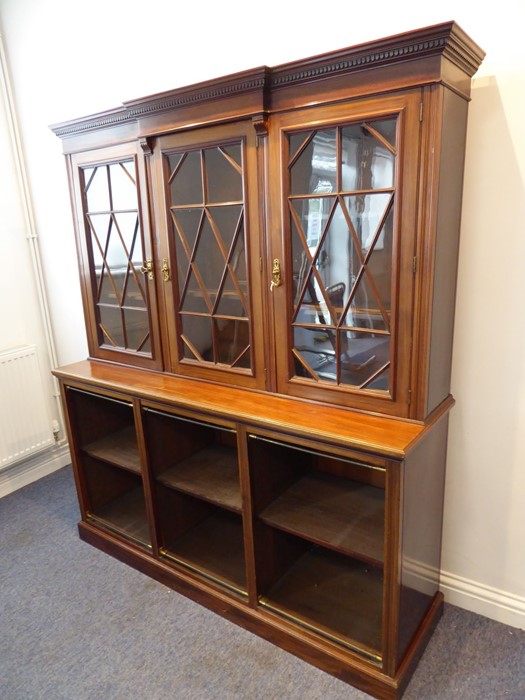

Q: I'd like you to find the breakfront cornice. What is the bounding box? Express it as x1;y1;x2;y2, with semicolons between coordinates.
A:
50;21;484;141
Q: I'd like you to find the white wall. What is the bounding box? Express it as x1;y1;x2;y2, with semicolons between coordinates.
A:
0;37;70;494
1;0;524;628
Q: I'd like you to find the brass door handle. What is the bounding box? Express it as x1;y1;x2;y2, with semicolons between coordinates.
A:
140;258;153;280
270;259;282;291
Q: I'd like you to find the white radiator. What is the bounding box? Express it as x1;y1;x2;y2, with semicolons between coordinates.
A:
0;345;54;470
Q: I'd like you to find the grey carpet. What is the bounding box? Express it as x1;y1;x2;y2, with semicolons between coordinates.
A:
0;466;524;699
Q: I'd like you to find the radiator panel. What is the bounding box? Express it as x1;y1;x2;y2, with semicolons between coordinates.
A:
0;345;54;470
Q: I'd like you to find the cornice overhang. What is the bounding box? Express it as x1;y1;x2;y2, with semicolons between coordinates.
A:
50;21;485;140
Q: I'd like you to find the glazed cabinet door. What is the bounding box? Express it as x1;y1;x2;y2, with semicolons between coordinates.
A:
152;121;267;390
69;143;163;369
269;91;421;416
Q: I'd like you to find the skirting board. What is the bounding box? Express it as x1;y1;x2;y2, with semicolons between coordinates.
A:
0;443;70;498
440;570;525;631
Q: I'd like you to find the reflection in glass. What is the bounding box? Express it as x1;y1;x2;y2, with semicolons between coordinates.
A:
288;117;397;392
341;124;395;191
214;319;250;367
290;129;337;196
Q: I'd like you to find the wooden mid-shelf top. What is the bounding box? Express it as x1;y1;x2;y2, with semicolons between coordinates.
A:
260;472;385;565
158;444;242;512
54;360;431;458
83;425;141;473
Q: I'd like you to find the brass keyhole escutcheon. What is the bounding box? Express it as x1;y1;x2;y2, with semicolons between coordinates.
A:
140;258;154;281
162;259;170;282
270;259;282;291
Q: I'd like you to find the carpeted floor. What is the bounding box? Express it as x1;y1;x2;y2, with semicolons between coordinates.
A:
1;466;524;699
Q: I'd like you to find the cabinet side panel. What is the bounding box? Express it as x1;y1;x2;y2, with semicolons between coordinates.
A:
397;413;449;666
426;91;469;414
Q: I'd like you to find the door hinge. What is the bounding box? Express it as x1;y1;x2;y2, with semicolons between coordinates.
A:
420;102;423;122
413;256;417;274
259;256;263;273
408;388;412;405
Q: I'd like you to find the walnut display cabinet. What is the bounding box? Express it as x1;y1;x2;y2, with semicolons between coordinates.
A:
51;22;484;699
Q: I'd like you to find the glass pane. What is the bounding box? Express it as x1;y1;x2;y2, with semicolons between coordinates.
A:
194;216;225;303
295;271;333;326
314;201;359;322
208;205;242;255
180;270;209;314
290;129;337;196
87;213;110;269
341;124;395;191
103;220;129;293
222;143;242;168
123;308;150;351
214;318;250;367
84;166;110;211
343;273;388;332
215;272;246;317
181;315;213;361
343;193;392;252
293;324;337;383
99;305;125;347
229;225;248;297
205;147;243;203
291;196;335;250
369;118;397;150
109;161;137;210
172;208;203;296
366;366;389;391
98;266;117;304
113;212;141;262
339;333;390;388
169;151;203;205
123;271;146;308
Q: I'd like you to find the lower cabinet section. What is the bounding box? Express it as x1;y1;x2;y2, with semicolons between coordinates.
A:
59;369;448;700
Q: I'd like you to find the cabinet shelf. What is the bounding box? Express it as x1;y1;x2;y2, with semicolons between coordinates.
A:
89;487;150;547
158;444;241;512
83;426;140;473
261;546;383;661
259;472;384;565
161;511;247;594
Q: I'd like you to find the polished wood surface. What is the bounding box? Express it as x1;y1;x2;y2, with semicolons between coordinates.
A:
55;359;425;458
83;426;140;474
158;445;242;513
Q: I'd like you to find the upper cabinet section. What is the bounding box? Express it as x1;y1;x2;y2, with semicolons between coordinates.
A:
52;22;484;420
